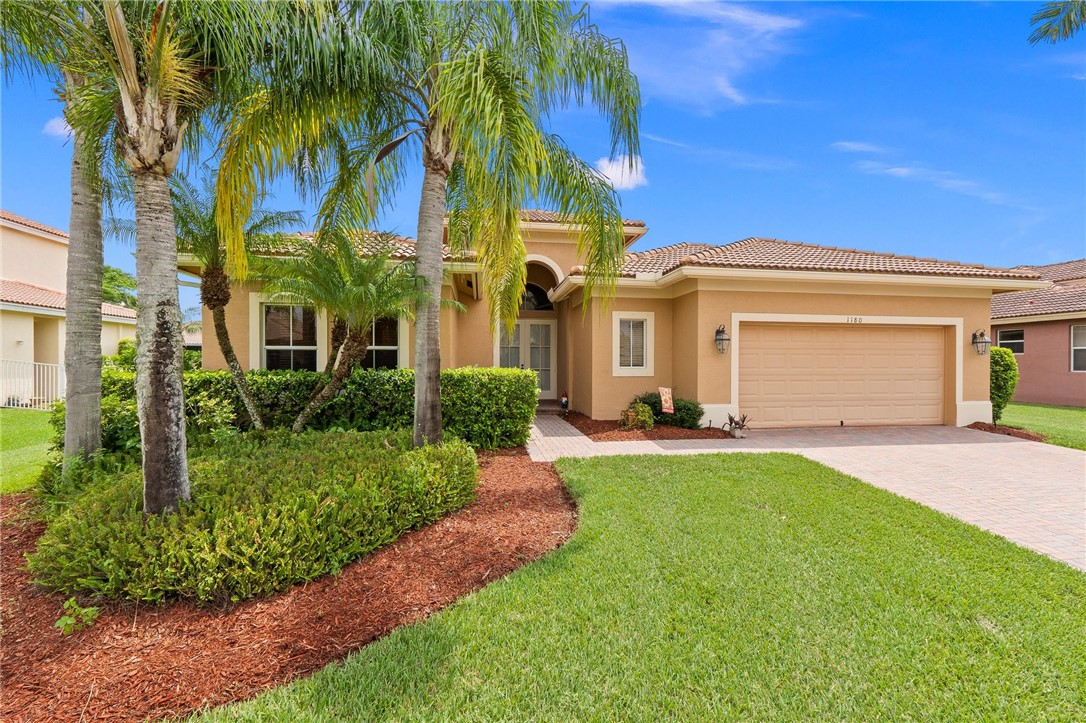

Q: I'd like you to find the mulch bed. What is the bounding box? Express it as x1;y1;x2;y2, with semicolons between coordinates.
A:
0;450;577;722
966;421;1047;443
564;411;732;442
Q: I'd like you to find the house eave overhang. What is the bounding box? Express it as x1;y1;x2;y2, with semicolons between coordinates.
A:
549;266;1049;302
0;218;69;245
1;300;136;324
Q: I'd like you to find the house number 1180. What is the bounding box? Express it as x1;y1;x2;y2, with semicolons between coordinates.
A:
846;317;863;323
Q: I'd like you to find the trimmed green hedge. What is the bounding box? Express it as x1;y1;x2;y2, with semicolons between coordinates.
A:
632;391;705;429
53;366;538;450
28;430;478;605
990;347;1019;424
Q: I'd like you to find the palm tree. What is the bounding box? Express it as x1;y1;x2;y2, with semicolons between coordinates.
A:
173;170;302;431
257;232;425;433
1;4;109;469
51;0;272;514
1030;1;1085;43
216;2;641;447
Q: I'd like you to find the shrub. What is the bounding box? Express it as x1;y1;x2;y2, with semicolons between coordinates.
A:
632;392;704;429
990;347;1019;423
27;430;478;605
102;338;136;371
52;366;537;450
442;367;539;448
621;402;654;431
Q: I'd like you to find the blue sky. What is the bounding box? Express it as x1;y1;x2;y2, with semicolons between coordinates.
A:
2;1;1083;312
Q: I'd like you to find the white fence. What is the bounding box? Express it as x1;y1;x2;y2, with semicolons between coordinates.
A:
1;359;65;410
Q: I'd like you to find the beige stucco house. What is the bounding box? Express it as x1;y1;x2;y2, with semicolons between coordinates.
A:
1;210;136;407
191;211;1046;428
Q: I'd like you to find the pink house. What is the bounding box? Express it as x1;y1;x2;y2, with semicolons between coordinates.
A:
991;259;1086;407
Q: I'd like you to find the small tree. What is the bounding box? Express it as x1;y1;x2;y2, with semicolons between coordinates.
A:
174;170;302;431
990;346;1020;424
258;231;426;433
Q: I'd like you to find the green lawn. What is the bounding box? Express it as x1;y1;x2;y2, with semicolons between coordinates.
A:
1002;402;1086;450
195;454;1086;721
0;408;53;494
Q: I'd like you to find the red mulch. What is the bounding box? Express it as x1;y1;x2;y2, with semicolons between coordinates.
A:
564;411;732;442
0;450;577;722
967;421;1047;443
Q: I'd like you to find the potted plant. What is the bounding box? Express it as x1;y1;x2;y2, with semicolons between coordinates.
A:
726;413;751;439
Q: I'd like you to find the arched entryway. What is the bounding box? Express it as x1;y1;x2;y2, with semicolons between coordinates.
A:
496;261;560;399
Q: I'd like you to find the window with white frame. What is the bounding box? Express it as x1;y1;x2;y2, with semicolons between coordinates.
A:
997;329;1024;355
361;317;400;369
263;305;318;371
1072;325;1086;372
612;311;654;376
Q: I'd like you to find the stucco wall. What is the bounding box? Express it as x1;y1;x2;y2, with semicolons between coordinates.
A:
573;281;993;424
585;296;674;420
992;318;1086;407
0;311;35;364
101;322;135;357
0;225;68;290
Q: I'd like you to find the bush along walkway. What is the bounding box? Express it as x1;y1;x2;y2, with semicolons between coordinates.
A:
529;416;1086;570
0;451;575;722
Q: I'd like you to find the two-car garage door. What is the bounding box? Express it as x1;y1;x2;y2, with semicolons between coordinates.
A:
738;324;945;428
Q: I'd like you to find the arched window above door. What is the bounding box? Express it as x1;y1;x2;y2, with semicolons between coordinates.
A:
521;283;554;311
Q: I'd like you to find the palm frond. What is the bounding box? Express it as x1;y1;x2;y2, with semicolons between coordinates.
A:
1029;1;1086;43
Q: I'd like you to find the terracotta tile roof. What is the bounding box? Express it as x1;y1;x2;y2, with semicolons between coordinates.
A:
605;237;1040;280
182;328;202;346
1013;258;1086;283
250;230;464;260
0;279;137;319
0;210;69;239
992;285;1086;319
620;242;713;275
519;209;646;228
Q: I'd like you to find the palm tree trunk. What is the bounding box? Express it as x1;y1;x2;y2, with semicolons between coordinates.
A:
211;304;264;431
323;316;347;376
412;162;448;446
62;119;104;469
133;171;190;514
292;329;368;433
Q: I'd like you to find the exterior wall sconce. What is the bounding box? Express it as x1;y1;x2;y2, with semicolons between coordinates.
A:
715;325;731;354
971;329;992;356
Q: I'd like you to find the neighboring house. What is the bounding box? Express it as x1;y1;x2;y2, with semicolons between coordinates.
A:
182;327;202;351
991;259;1086;407
0;210;137;407
185;212;1045;428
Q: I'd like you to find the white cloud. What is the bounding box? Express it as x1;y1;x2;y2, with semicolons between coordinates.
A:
595;155;648;190
854;160;1033;209
42;116;72;139
831;141;890;154
596;1;806;111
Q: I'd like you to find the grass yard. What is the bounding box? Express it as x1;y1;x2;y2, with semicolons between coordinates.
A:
1003;402;1086;450
0;408;52;494
195;453;1086;721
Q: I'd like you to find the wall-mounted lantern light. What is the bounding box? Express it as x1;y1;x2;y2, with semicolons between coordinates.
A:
715;325;731;354
971;329;992;356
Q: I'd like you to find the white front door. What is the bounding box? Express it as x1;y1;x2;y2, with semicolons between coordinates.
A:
498;320;557;399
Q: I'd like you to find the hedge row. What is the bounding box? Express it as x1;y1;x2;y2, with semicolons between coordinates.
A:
28;430;478;605
55;366;539;450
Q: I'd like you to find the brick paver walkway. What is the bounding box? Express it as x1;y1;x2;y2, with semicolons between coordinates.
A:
529;416;1086;570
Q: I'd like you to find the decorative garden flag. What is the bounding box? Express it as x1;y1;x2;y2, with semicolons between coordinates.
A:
659;386;674;414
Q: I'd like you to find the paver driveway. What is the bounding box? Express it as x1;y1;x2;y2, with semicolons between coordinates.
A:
529;416;1086;570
